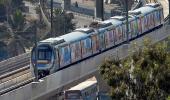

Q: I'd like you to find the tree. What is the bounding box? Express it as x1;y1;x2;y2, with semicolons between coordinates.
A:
0;9;36;57
52;9;76;37
99;39;170;99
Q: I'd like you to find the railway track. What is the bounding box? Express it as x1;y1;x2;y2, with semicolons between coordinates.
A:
0;53;30;75
0;65;34;95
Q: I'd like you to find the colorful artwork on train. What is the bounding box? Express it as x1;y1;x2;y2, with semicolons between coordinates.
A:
99;31;105;50
91;34;100;54
59;45;71;67
105;30;114;48
81;38;92;58
70;42;81;62
30;3;164;77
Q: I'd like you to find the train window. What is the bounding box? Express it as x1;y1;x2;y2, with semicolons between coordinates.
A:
38;50;51;60
46;52;51;59
38;51;45;60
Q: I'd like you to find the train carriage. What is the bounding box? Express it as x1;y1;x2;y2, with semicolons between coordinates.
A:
31;3;164;78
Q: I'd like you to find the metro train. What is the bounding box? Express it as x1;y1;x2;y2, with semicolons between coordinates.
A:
31;3;164;78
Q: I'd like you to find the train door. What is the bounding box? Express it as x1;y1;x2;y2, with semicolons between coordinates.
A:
59;44;71;68
114;25;123;45
105;28;114;49
53;48;60;72
70;41;82;63
130;19;138;38
140;16;145;34
129;19;135;38
134;18;139;37
154;10;160;27
147;12;155;30
160;8;164;24
81;37;92;58
98;30;106;51
137;16;142;35
91;33;100;54
142;15;148;33
122;23;127;41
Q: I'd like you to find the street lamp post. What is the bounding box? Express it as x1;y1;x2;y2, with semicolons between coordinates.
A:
169;0;170;24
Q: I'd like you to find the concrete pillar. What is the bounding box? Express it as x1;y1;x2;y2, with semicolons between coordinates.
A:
95;0;104;20
63;0;71;10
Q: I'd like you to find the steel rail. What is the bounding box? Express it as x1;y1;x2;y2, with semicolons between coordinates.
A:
0;65;33;95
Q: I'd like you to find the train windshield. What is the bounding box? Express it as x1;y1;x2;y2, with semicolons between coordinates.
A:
32;45;53;61
38;49;51;60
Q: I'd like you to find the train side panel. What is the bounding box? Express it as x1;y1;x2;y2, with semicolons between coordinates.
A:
81;37;93;58
105;28;115;49
98;30;106;51
53;48;60;72
59;44;71;68
70;41;82;63
91;34;100;54
154;10;159;27
133;18;139;38
122;24;127;41
137;17;143;35
114;25;123;45
160;8;164;24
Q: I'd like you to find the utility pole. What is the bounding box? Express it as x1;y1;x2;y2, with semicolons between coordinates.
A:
95;0;104;21
169;0;170;24
101;0;104;21
34;21;39;82
125;0;129;43
51;0;54;37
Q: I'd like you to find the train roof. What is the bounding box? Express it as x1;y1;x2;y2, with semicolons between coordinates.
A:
40;28;94;46
130;6;155;15
111;15;135;22
146;3;162;8
68;80;97;91
75;28;95;33
102;18;122;26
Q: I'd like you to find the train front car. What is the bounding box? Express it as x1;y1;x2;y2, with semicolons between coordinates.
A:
31;43;55;78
